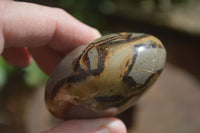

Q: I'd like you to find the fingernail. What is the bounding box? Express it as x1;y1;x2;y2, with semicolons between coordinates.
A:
95;128;110;133
92;28;102;38
107;120;121;130
95;120;123;133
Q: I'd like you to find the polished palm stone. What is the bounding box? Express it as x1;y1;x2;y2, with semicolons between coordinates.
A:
45;32;167;120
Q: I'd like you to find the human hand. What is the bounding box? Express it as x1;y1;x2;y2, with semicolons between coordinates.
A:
0;0;127;133
0;0;101;75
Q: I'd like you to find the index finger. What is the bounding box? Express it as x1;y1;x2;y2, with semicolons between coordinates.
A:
0;0;101;74
1;0;100;53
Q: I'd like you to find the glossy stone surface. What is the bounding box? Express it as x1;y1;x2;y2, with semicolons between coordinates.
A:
45;32;167;120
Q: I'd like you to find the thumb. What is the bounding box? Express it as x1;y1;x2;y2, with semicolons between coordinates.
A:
42;118;127;133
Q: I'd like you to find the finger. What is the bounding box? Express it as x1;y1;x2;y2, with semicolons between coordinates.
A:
2;47;32;67
43;118;127;133
28;46;63;75
2;0;101;54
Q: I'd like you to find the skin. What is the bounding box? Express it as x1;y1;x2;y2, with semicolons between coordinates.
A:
0;0;127;133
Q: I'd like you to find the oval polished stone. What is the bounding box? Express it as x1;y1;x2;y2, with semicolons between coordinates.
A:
45;32;167;120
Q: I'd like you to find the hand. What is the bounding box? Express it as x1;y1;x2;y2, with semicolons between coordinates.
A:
0;0;101;75
0;0;127;133
43;118;126;133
